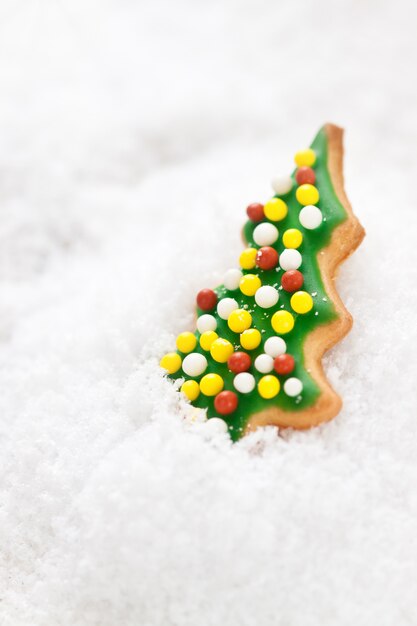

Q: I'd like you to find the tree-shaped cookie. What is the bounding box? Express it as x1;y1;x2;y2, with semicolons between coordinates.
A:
160;124;365;440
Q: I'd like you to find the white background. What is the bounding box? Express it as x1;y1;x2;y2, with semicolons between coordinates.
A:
1;1;417;624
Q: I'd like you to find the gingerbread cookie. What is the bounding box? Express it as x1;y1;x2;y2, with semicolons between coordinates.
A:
160;124;365;440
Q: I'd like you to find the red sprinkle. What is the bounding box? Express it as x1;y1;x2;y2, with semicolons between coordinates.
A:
256;246;279;270
214;390;238;415
274;354;295;375
281;270;304;292
246;203;265;222
296;167;316;185
196;289;218;311
227;351;251;373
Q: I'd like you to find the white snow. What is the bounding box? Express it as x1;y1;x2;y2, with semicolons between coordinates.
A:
1;0;417;624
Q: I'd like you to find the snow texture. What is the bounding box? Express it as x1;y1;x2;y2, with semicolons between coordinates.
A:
1;0;417;624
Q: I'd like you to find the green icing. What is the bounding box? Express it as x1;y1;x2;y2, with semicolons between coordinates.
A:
168;126;348;441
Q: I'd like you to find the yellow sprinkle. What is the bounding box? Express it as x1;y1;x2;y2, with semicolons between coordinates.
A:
290;291;314;314
264;198;288;222
282;228;303;249
239;248;258;270
228;309;252;333
176;332;197;354
240;328;262;350
271;310;295;334
258;375;280;399
239;274;262;296
199;331;219;351
200;373;224;396
181;380;200;401
296;184;319;206
210;338;234;363
294;148;316;167
160;352;182;374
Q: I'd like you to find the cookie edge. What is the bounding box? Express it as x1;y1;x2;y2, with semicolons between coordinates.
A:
245;123;366;433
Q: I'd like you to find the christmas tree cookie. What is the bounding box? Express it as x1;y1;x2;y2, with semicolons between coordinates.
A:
160;124;365;441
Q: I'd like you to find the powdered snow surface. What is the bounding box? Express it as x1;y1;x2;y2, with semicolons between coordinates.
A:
1;1;417;624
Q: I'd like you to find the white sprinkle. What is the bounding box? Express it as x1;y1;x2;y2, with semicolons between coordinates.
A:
279;248;302;271
284;377;303;397
299;205;323;230
264;336;286;357
253;222;279;246
233;372;256;394
271;175;293;195
197;314;217;333
254;353;275;373
223;268;243;291
255;285;279;309
217;297;239;319
204;418;229;436
182;353;208;377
